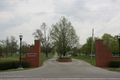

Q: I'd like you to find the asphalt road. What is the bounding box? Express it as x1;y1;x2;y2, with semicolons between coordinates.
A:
0;53;120;79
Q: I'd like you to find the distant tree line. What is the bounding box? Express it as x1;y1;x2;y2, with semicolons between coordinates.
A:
81;33;119;56
0;36;30;58
0;35;53;58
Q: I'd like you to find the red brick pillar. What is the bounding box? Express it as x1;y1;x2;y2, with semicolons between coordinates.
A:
96;40;111;67
21;40;41;67
95;40;119;67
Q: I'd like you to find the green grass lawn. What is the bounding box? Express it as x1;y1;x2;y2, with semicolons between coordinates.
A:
0;54;25;62
72;54;120;72
40;53;55;66
103;68;120;72
0;53;55;72
71;55;96;66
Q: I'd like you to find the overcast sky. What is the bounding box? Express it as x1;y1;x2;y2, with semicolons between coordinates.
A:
0;0;120;45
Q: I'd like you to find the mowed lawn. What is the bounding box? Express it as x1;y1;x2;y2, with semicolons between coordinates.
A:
0;55;21;62
71;55;96;66
40;53;55;66
71;54;119;66
0;53;55;72
72;54;120;72
0;53;55;66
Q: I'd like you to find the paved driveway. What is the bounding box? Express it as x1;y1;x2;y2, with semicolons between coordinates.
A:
0;53;120;79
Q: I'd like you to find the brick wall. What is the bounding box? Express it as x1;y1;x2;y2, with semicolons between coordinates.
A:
0;51;3;57
21;40;41;67
95;40;119;67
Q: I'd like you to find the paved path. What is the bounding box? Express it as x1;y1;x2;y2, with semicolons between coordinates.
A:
0;54;120;80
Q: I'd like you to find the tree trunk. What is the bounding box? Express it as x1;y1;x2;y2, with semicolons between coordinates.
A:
86;53;87;56
11;52;13;57
6;52;7;58
46;53;48;58
63;52;65;56
60;54;61;58
6;47;8;58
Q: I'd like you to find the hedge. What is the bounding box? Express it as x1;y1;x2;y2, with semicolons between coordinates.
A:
0;60;29;70
21;61;29;68
0;61;13;70
59;56;71;59
110;60;120;67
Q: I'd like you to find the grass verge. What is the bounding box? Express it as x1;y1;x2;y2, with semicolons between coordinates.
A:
71;55;96;66
71;55;120;72
0;67;37;72
56;57;59;61
41;53;55;66
0;53;55;72
103;68;120;72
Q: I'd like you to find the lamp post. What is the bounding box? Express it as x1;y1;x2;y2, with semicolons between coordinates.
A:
18;34;23;69
118;33;120;68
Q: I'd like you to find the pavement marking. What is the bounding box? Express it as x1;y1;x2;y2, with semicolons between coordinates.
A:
0;78;120;80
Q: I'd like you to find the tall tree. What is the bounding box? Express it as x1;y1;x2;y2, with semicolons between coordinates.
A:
102;33;113;50
93;37;100;54
0;36;10;58
81;44;88;56
33;23;51;58
50;16;79;56
86;37;92;54
10;36;18;56
21;41;30;55
81;37;100;56
110;36;119;54
102;33;119;54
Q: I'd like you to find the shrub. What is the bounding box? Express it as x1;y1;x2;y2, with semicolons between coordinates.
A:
13;61;19;68
110;60;120;67
21;61;29;68
0;60;29;70
0;61;13;70
13;60;29;68
59;56;71;59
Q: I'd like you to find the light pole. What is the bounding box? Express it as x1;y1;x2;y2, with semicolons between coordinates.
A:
118;33;120;68
18;34;23;68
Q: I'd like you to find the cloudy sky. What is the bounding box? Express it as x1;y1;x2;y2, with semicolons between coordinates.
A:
0;0;120;45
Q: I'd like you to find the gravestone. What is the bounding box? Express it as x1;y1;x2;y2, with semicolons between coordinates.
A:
21;40;41;67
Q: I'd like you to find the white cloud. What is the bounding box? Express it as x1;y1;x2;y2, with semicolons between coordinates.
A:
0;0;120;45
0;12;15;24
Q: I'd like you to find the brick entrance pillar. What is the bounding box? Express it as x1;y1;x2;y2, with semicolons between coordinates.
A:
95;40;119;67
21;40;41;67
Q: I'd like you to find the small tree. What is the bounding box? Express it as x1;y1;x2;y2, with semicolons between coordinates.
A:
0;36;10;58
10;36;18;56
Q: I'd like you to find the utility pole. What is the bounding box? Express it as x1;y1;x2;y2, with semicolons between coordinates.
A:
91;28;94;62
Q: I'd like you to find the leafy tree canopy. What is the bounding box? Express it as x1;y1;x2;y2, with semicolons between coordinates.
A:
50;16;79;56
